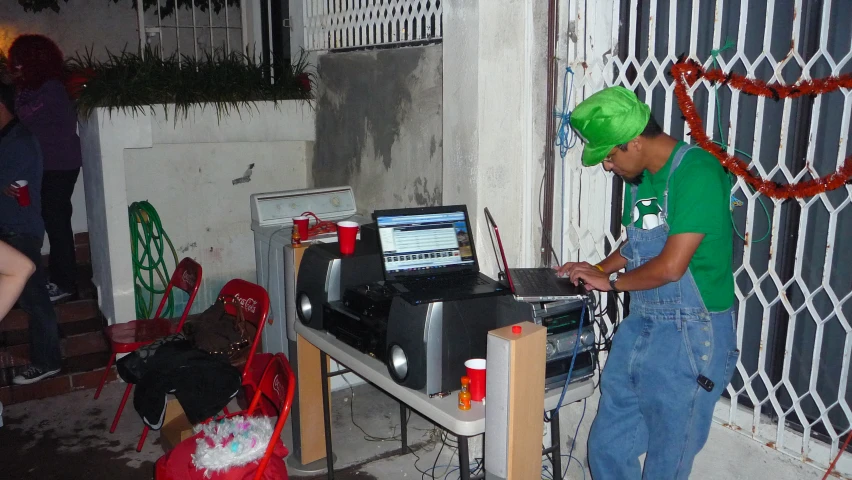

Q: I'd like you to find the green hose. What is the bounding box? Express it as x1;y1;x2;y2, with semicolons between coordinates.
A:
128;201;179;319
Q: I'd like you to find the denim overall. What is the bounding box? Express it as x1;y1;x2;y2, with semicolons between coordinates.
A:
588;144;740;479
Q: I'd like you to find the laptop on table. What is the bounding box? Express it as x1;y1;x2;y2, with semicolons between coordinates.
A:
373;206;507;304
483;207;586;303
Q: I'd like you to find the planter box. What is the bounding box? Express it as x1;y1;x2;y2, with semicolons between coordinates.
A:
79;101;315;325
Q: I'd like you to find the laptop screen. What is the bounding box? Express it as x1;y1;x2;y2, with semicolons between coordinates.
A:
374;207;478;280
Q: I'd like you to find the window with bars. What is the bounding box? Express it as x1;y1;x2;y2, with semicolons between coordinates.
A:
303;0;442;52
563;0;852;473
137;0;246;60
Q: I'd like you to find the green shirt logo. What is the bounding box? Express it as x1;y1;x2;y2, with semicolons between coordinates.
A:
631;197;662;229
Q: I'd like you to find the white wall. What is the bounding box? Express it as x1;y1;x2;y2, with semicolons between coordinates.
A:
124;141;308;309
443;0;549;278
80;101;314;325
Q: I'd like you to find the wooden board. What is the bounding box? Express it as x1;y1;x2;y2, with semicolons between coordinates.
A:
490;322;546;478
290;243;332;465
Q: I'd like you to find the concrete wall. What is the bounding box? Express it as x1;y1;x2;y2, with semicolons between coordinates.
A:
80;101;314;325
442;0;549;279
0;0;138;58
310;45;443;213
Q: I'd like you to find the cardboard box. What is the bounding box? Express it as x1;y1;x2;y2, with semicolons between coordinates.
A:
159;399;195;451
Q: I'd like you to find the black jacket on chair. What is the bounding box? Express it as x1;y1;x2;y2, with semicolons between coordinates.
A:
117;337;242;428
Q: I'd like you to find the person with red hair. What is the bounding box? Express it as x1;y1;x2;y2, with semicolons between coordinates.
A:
6;34;81;303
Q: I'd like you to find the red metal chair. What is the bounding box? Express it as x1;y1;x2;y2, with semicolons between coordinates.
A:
135;278;271;452
94;258;202;442
216;279;276;416
154;353;296;480
217;279;272;383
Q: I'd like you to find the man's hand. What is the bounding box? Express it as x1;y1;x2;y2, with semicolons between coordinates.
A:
555;261;611;292
3;184;20;198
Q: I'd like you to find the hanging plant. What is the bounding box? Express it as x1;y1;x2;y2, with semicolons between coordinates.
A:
17;0;240;16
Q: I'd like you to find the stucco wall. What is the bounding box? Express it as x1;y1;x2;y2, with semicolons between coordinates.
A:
311;45;443;212
80;102;314;325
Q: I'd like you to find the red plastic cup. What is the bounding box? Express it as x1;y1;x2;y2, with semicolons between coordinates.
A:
336;221;359;255
465;358;486;402
13;180;30;207
293;216;309;240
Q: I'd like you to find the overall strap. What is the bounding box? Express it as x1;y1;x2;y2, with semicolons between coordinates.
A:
662;143;696;219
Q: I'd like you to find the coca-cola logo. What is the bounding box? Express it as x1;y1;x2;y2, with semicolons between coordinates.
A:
272;374;283;398
233;293;258;314
181;270;197;288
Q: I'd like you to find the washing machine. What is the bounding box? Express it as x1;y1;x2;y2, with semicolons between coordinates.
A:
250;186;369;357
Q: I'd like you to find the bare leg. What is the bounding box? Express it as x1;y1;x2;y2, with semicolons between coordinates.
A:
0;239;35;320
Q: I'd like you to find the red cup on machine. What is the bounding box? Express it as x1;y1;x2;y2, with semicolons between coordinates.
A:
465;358;486;402
13;180;30;207
293;216;309;240
336;221;359;255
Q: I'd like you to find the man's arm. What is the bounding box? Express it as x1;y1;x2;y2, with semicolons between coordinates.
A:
561;233;704;292
555;243;628;278
596;245;628;274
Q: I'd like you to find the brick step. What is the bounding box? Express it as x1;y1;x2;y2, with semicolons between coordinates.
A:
0;298;100;333
0;351;119;406
0;330;108;372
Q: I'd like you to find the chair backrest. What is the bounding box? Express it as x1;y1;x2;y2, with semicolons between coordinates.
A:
217;279;271;378
244;353;296;480
154;257;203;330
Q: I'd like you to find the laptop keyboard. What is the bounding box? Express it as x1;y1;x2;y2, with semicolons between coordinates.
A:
512;269;552;291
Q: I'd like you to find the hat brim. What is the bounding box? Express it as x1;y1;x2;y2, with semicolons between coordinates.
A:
581;143;615;167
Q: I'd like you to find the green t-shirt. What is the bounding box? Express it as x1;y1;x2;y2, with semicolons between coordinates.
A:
621;141;734;311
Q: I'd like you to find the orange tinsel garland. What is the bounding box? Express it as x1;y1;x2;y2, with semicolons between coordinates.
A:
670;58;852;199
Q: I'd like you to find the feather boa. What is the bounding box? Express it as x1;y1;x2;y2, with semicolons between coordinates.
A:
191;415;274;478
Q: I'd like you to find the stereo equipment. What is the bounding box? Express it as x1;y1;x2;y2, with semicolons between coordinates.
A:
526;297;598;388
322;301;389;361
342;282;397;319
295;240;384;331
320;282;398;361
384;294;528;395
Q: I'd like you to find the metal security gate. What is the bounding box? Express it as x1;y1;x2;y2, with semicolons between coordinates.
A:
560;0;852;475
135;0;247;60
303;0;443;51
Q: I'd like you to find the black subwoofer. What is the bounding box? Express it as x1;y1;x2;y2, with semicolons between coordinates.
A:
295;241;383;331
384;294;527;395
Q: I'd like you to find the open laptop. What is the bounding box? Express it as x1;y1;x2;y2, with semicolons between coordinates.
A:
483;207;586;302
373;206;507;304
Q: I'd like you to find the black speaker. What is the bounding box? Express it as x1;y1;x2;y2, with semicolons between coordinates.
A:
385;294;529;394
295;241;383;331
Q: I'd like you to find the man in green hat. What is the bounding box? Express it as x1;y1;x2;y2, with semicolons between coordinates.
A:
557;86;738;479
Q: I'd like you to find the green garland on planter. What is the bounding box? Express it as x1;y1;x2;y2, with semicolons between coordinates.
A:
66;48;314;120
18;0;238;15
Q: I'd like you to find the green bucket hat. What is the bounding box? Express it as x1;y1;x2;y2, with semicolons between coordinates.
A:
569;86;651;166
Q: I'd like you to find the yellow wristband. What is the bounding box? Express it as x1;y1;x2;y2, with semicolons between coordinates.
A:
594;264;605;272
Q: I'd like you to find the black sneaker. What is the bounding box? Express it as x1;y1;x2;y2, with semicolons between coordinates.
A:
46;282;73;303
12;365;61;385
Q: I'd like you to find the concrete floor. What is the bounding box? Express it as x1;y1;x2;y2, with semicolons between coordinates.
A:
0;381;828;480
